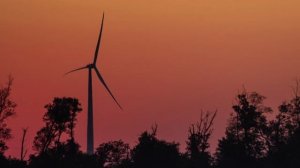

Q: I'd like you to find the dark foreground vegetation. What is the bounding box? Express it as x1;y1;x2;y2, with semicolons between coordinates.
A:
1;77;300;168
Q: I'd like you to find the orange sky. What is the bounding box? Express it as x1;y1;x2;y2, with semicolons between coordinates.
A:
1;0;300;158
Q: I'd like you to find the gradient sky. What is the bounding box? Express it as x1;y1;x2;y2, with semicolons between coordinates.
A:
1;0;300;158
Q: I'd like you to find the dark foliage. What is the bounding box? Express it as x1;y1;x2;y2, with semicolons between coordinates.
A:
2;87;300;168
215;90;271;168
131;125;182;168
29;97;85;168
29;141;99;168
33;97;82;153
95;140;131;168
264;87;300;168
0;76;16;154
186;111;216;168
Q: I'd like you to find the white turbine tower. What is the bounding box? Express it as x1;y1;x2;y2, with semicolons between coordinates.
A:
65;13;122;155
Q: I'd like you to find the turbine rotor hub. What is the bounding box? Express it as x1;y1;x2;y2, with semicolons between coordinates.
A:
87;64;95;69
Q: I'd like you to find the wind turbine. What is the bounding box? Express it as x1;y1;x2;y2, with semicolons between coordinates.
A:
65;13;122;155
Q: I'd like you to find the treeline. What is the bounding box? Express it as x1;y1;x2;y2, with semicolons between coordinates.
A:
1;77;300;168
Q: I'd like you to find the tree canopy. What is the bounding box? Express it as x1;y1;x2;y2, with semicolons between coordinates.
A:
1;84;300;168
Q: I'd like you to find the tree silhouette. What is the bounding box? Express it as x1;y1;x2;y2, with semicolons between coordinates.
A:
270;83;300;146
186;111;216;168
215;90;271;168
266;83;300;168
30;97;84;168
267;102;295;155
131;125;182;168
33;97;82;153
3;84;300;168
95;140;131;168
0;76;16;154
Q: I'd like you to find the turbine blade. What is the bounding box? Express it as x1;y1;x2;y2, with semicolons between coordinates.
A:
94;67;123;110
65;65;88;75
93;13;105;65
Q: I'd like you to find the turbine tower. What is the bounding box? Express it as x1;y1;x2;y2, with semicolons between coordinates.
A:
65;13;122;155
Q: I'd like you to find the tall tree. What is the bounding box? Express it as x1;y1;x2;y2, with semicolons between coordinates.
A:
266;82;300;167
33;97;82;153
186;111;216;168
216;90;271;168
0;76;16;154
270;82;300;146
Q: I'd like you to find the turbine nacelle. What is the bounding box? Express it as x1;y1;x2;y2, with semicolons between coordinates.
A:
87;64;95;69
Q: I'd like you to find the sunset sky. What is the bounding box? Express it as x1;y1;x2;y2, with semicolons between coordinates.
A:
1;0;300;157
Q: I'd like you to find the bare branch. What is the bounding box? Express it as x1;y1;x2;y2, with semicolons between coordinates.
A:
21;128;28;161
